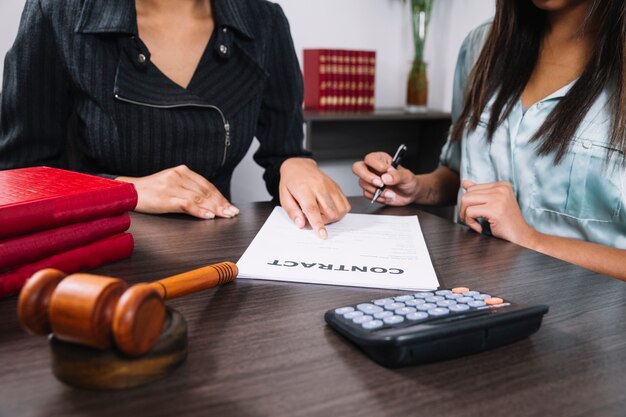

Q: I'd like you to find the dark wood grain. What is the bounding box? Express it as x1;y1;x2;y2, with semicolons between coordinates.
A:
1;197;625;417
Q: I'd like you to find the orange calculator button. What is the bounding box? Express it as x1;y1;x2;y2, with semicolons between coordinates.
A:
452;287;469;294
485;297;504;305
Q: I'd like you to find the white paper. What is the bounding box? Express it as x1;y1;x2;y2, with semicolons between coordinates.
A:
236;207;439;291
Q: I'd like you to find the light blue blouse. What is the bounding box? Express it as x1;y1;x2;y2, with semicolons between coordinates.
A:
439;22;626;249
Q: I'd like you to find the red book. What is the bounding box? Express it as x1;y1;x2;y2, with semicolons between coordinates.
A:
0;167;137;239
0;232;134;298
0;214;131;271
366;51;377;111
303;49;332;110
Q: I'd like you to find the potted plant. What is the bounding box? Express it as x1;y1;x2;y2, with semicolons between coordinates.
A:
406;0;433;111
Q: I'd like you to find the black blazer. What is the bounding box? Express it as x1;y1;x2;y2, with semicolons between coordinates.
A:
0;0;310;199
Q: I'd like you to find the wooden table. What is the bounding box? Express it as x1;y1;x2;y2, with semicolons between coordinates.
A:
2;198;625;417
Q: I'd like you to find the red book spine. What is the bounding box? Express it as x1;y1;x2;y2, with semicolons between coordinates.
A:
0;167;137;239
303;49;322;110
327;50;338;112
348;50;358;112
337;49;346;112
357;51;368;111
0;214;131;271
367;51;377;111
0;232;134;298
303;49;333;110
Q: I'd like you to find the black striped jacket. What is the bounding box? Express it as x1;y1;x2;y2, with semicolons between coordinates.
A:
0;0;310;199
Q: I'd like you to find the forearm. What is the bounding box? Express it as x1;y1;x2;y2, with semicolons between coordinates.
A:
527;231;626;281
413;166;460;206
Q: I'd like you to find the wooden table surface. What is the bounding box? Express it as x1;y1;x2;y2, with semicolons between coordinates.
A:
1;198;625;417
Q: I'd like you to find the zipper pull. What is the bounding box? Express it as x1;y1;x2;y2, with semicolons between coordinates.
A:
224;122;231;146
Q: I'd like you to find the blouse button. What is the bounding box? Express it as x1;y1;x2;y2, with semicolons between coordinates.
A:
582;140;592;149
219;45;228;55
536;102;544;110
137;53;147;64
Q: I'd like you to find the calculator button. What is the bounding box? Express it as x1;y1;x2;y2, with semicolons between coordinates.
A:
474;294;491;300
425;296;444;303
383;315;405;325
353;315;373;324
445;293;462;300
464;291;480;297
416;303;437;311
457;297;475;304
468;300;486;308
374;311;394;319
362;320;384;330
394;295;414;302
395;307;417;315
427;308;450;316
437;300;457;307
384;302;406;310
405;299;426;306
448;304;470;312
357;303;383;314
335;307;354;314
452;287;470;294
406;312;429;321
435;290;452;296
343;311;364;319
413;292;434;298
373;298;395;306
485;297;504;305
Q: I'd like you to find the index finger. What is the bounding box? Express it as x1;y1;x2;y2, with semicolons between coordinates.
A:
363;152;393;174
298;192;328;240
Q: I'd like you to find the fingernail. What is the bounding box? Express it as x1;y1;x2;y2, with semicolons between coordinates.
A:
205;212;215;219
372;178;383;187
381;174;392;184
318;228;328;240
295;215;305;228
230;206;240;215
384;190;396;200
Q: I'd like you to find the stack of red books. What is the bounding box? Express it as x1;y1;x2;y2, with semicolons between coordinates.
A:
303;49;376;112
0;167;138;298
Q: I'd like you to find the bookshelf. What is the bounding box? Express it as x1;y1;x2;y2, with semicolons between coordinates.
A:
303;108;451;174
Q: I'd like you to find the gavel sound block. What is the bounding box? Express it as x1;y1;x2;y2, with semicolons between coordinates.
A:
17;262;237;389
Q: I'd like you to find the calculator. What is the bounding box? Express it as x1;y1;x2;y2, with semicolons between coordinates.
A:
324;287;549;367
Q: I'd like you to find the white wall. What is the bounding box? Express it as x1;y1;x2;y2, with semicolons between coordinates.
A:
0;0;494;203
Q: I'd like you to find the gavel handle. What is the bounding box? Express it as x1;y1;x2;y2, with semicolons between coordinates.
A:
147;262;238;300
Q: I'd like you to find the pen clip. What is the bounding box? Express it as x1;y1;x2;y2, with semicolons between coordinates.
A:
391;144;407;168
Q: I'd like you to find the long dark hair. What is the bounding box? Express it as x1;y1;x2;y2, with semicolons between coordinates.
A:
451;0;626;163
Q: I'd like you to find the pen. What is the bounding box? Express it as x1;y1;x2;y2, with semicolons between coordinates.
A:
371;144;407;204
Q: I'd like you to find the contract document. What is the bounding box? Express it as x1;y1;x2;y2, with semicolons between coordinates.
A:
236;207;439;290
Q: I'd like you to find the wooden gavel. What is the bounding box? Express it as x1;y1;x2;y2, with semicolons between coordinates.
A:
17;262;238;356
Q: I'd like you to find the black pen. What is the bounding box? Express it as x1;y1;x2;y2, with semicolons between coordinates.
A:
371;144;407;204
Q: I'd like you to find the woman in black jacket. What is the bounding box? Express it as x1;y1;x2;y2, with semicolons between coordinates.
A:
0;0;349;239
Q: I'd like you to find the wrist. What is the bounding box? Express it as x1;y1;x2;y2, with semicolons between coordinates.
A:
280;157;316;174
518;227;543;251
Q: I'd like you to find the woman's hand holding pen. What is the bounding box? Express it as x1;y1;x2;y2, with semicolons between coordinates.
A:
279;157;350;239
459;180;538;248
352;152;420;206
117;165;240;219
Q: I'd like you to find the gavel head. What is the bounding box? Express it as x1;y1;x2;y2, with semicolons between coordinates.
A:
18;269;166;356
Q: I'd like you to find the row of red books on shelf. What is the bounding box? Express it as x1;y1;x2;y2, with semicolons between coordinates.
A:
0;167;137;298
303;48;376;112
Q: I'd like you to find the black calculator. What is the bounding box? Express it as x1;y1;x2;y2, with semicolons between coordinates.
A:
325;287;549;367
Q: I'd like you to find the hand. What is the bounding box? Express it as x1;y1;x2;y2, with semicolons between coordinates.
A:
116;165;239;219
459;180;537;247
279;158;351;239
352;152;419;206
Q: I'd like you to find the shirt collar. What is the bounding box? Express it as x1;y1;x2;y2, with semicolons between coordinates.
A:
75;0;254;39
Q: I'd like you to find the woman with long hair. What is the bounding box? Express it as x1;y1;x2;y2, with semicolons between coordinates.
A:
353;0;626;279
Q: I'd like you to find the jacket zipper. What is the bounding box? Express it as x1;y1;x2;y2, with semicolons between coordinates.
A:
114;94;231;166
